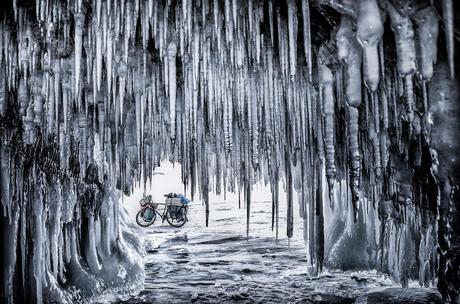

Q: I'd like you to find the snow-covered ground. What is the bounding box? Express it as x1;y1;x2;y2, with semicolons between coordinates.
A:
122;161;305;243
101;163;443;304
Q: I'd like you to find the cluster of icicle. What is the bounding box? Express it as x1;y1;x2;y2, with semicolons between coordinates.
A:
0;0;458;302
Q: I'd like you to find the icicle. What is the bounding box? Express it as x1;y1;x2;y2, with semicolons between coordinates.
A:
380;87;389;168
255;5;261;65
32;191;44;304
213;0;219;34
442;0;454;79
268;0;274;46
0;65;5;116
96;26;103;91
315;162;324;272
224;90;233;154
107;29;113;99
0;2;457;301
357;0;383;91
124;1;132;64
249;76;259;169
225;0;233;43
337;16;362;108
286;148;293;239
370;92;381;179
301;0;312;82
74;12;85;106
413;6;439;81
248;0;253;42
387;2;416;76
348;106;360;220
84;212;102;273
337;18;362;213
0;143;10;216
48;186;62;277
287;0;297;79
135;82;142;151
319;48;336;200
404;74;414;132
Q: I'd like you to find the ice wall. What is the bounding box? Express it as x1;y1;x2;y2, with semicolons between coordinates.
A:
0;0;458;302
0;128;145;303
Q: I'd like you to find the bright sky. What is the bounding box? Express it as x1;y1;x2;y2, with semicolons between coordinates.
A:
124;161;277;207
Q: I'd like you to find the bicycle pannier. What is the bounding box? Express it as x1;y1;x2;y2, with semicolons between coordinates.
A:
143;208;154;221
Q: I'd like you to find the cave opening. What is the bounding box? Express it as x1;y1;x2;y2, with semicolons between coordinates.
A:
0;0;459;303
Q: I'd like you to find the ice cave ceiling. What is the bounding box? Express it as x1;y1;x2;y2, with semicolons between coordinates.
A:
0;0;459;303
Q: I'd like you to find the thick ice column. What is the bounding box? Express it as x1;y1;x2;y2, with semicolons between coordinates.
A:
356;0;383;91
386;2;416;128
84;212;102;273
99;192;112;257
32;191;44;304
336;16;362;217
48;184;62;277
0;140;20;304
337;17;362;109
386;3;416;76
2;201;20;304
413;6;439;81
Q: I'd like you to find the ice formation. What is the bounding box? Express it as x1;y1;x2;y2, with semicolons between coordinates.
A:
0;0;459;303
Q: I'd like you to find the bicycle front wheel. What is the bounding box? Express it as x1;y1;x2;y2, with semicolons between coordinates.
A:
136;208;156;227
166;205;187;227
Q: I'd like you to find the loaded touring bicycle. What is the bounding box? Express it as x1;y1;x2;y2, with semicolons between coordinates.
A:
136;193;190;227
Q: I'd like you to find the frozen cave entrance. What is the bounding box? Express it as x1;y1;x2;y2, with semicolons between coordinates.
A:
120;161;444;303
0;0;459;303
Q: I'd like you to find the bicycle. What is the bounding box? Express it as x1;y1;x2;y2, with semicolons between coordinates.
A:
136;194;189;228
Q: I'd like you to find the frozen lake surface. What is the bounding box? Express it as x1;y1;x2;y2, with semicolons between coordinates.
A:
100;198;443;304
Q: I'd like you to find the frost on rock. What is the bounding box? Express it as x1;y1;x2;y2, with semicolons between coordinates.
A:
0;0;459;303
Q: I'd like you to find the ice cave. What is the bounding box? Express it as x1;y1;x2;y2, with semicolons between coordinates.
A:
0;0;459;303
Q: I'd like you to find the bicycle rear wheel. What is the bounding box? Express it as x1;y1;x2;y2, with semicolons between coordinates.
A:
166;205;187;227
136;208;156;227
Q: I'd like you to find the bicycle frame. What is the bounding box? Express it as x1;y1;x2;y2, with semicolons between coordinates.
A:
156;203;169;223
137;201;188;227
142;203;178;223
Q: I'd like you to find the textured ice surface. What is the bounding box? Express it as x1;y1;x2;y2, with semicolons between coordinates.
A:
116;194;442;304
